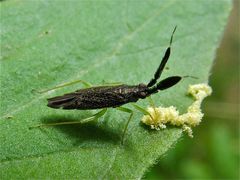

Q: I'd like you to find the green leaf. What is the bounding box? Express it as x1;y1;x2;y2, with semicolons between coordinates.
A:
0;0;231;179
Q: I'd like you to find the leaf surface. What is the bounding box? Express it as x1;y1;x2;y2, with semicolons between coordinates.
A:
0;0;231;178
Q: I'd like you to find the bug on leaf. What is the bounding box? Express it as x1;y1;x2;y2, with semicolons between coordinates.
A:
34;27;181;144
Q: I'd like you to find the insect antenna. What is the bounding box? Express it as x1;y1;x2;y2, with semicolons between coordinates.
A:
147;76;182;94
147;26;177;87
147;75;198;95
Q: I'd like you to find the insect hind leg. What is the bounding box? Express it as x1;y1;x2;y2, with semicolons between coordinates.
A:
29;108;107;129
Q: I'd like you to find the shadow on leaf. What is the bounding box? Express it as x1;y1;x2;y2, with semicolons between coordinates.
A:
39;114;121;146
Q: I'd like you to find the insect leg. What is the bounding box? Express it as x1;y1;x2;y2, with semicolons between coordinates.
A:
147;96;156;109
147;26;177;87
36;79;92;94
29;108;107;129
131;103;151;116
131;103;154;121
116;107;134;145
146;96;159;115
100;80;123;86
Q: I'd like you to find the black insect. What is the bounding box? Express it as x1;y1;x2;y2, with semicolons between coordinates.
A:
47;26;181;110
37;26;181;144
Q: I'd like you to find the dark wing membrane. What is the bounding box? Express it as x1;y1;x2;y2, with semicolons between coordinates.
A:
47;93;77;109
47;85;134;110
77;91;126;109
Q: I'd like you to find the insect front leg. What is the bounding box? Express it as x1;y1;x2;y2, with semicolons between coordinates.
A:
131;103;154;120
117;103;156;145
116;107;134;145
29;108;107;129
147;96;156;109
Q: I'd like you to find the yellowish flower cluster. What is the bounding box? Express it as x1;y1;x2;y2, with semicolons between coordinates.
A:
141;84;212;137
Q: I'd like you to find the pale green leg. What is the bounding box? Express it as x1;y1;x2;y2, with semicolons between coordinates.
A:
36;80;123;94
100;80;123;86
131;103;151;116
37;79;92;93
147;96;158;115
131;103;154;120
116;103;157;145
147;96;156;109
29;108;107;129
116;107;133;145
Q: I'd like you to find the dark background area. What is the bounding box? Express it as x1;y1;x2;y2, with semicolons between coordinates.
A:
145;0;239;179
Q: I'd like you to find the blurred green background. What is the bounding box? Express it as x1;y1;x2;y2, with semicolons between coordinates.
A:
145;0;239;179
